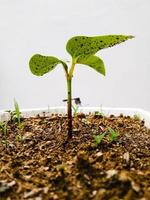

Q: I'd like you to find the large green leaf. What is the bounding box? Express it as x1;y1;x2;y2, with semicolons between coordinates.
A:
66;35;134;61
79;55;106;76
29;54;64;76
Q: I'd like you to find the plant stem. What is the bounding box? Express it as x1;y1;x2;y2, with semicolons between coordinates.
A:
66;60;76;140
69;61;76;78
67;78;72;139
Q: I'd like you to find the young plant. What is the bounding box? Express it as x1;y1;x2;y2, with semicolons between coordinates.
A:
72;105;79;117
29;34;134;140
133;114;141;121
63;97;81;117
93;132;106;146
73;97;81;117
14;99;21;127
107;127;119;142
5;100;21;126
94;111;104;117
6;100;24;140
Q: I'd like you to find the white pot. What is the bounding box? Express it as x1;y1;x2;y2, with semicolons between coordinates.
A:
0;107;150;128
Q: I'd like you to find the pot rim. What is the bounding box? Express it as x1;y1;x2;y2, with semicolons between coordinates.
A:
0;106;150;128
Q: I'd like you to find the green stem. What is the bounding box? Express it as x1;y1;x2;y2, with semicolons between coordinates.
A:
67;78;72;139
66;60;76;140
69;60;76;79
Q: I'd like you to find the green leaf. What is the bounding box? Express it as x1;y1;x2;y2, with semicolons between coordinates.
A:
14;99;20;122
66;35;134;61
108;127;119;142
29;54;64;76
78;55;106;76
93;132;106;145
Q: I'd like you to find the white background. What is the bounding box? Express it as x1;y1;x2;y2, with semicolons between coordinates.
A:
0;0;150;111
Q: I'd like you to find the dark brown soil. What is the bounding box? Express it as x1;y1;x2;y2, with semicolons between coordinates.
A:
0;113;150;200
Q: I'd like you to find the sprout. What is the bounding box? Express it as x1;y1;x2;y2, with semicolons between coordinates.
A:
29;34;134;140
93;132;106;146
107;127;119;142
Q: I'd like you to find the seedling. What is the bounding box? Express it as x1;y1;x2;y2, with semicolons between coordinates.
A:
5;100;21;126
107;127;119;142
133;114;141;121
73;97;81;117
6;100;24;140
29;34;134;140
93;132;106;146
15;134;23;142
63;97;81;117
94;111;104;117
0;121;8;144
72;105;79;117
14;99;21;127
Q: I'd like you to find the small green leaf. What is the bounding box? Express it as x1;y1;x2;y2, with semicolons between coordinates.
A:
29;54;64;76
78;55;106;76
66;35;134;61
93;132;106;145
14;99;21;126
108;127;119;142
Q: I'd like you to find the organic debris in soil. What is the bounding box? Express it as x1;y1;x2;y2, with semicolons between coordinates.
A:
0;113;150;200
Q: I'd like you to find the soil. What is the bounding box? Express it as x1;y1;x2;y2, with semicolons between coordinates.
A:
0;112;150;200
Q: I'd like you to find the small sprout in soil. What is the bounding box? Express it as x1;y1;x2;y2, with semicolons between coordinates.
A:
72;105;79;117
0;121;8;144
13;100;25;132
94;111;104;117
15;134;23;142
29;34;134;140
107;127;119;142
72;98;81;117
5;99;22;128
14;99;21;127
133;114;141;121
6;100;24;140
93;132;106;146
63;97;81;117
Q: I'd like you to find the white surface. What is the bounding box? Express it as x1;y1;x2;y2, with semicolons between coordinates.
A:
0;107;150;128
0;0;150;110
